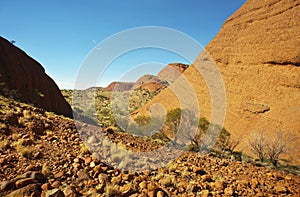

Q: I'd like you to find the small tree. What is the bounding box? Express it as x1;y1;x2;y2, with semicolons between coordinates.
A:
248;131;266;162
222;136;241;153
248;130;296;166
266;131;294;167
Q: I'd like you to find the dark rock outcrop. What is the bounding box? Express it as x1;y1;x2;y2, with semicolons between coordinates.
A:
0;37;73;118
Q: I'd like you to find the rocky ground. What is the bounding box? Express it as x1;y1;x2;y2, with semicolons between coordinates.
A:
1;96;300;196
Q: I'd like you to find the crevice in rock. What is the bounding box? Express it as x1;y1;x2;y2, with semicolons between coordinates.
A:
264;61;300;67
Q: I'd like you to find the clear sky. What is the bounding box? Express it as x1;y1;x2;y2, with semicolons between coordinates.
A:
0;0;246;89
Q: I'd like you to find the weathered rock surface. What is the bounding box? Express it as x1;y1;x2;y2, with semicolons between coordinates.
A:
135;0;300;163
133;74;167;92
157;63;189;83
0;36;73;118
206;0;300;66
103;81;135;91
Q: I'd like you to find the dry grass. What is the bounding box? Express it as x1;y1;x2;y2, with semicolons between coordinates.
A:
105;183;120;197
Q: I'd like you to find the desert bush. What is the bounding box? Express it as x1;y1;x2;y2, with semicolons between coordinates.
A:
247;131;266;162
248;130;296;166
266;131;296;166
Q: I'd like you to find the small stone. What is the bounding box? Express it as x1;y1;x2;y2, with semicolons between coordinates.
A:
251;178;259;189
41;183;52;191
213;180;224;190
77;170;91;181
0;158;8;165
111;176;122;185
84;157;92;165
139;181;147;189
31;191;41;197
201;190;210;197
90;161;95;168
54;171;65;179
24;164;36;172
34;152;43;159
157;191;164;197
285;175;292;181
0;180;16;191
51;181;61;188
45;189;65;197
224;187;234;196
120;184;131;195
274;184;287;193
201;174;212;182
147;191;155;197
63;186;79;197
7;184;40;197
15;178;35;189
98;173;109;184
159;178;172;187
147;181;157;191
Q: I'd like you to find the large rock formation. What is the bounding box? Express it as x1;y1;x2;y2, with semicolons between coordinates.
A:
104;82;135;91
157;63;189;83
0;37;73;118
135;0;300;162
207;0;300;66
133;74;167;92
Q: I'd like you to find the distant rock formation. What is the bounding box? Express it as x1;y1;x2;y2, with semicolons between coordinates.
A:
132;63;189;92
133;74;167;92
0;36;73;118
157;63;189;83
104;82;135;91
103;63;189;92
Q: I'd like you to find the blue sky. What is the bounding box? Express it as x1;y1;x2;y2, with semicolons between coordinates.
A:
0;0;246;89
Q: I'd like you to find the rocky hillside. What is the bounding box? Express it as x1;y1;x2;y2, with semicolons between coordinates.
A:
135;0;300;163
0;37;73;118
104;82;135;92
1;96;300;196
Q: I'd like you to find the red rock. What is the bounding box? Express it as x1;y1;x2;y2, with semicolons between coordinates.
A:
0;180;16;191
45;189;65;197
7;183;41;197
41;183;52;191
104;82;135;91
0;36;73;118
54;171;65;179
63;186;79;197
274;184;287;193
15;178;35;189
224;187;234;196
51;181;61;189
201;190;210;197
